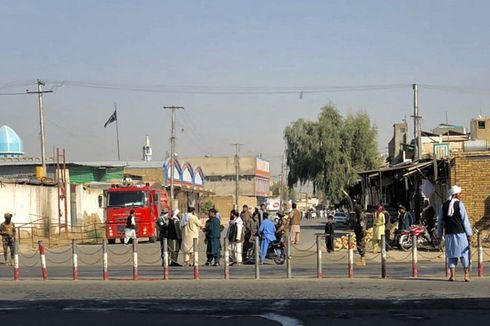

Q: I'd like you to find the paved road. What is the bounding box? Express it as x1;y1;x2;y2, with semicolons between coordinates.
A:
1;298;490;326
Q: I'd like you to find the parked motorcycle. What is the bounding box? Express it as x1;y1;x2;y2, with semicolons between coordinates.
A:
266;237;286;265
245;236;286;265
398;224;442;251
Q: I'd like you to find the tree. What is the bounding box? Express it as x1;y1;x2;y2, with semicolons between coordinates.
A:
284;103;379;202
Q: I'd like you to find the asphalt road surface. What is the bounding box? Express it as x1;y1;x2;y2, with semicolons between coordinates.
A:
1;298;490;326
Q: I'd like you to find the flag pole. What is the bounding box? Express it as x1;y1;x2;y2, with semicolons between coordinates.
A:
114;103;121;161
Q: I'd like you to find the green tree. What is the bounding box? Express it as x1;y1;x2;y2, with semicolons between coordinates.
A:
284;104;379;202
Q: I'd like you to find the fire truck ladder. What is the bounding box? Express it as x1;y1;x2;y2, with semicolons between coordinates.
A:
56;148;68;234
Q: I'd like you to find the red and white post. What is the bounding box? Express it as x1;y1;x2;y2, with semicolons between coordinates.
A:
381;234;387;279
478;231;484;277
38;240;48;280
13;239;20;281
132;239;138;280
102;240;109;280
162;238;169;280
223;237;230;280
348;233;354;279
72;239;78;281
193;238;199;280
316;234;322;279
411;234;418;278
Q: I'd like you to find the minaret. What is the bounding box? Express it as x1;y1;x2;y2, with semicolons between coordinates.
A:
142;135;152;161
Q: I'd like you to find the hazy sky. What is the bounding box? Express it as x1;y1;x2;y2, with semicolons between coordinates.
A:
2;0;490;175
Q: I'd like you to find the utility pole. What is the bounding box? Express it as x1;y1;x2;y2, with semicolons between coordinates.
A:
279;154;285;212
231;143;243;210
412;83;422;161
27;80;53;177
164;106;184;208
412;83;422;224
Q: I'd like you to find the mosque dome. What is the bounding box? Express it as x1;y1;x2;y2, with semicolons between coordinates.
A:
0;125;24;157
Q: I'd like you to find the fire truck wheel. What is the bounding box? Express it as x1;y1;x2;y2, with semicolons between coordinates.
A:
108;239;116;245
149;236;157;243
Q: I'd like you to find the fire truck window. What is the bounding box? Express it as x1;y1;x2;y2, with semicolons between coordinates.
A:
107;191;148;208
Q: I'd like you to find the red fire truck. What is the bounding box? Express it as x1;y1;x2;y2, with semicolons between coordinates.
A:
103;183;170;244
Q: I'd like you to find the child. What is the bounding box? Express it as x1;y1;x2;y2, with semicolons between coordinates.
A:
325;215;335;253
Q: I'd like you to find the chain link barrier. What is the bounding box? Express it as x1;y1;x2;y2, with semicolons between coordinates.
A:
418;251;445;260
325;252;349;262
386;251;413;262
46;247;72;255
107;246;132;256
19;249;39;260
108;255;133;266
292;242;316;253
364;252;381;261
77;246;103;256
78;256;102;266
45;255;73;265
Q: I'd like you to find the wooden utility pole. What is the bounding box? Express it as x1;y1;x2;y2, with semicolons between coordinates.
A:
279;154;285;212
164;106;184;208
27;80;53;176
231;143;243;210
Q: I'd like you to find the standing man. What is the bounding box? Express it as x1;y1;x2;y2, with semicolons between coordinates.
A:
257;212;276;264
243;209;260;262
124;210;137;245
290;203;301;245
228;209;244;265
259;203;267;224
167;209;182;266
372;204;385;253
240;205;251;227
397;204;413;232
204;208;221;266
180;206;203;266
438;185;473;282
353;205;367;266
157;208;170;258
0;213;15;265
422;200;436;243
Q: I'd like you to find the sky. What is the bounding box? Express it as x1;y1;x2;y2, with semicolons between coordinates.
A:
2;0;490;176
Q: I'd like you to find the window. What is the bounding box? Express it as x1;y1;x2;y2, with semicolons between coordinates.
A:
478;120;486;129
107;191;148;208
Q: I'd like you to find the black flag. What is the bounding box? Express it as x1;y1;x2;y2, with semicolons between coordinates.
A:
104;110;117;128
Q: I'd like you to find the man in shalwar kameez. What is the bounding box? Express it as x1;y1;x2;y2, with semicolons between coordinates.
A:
437;185;473;282
205;208;221;266
258;213;276;264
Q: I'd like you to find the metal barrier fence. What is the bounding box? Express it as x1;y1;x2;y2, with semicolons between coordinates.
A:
3;232;490;281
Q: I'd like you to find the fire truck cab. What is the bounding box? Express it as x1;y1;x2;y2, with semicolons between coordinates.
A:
102;182;170;244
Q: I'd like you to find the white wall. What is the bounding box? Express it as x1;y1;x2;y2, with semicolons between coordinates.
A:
0;183;64;235
72;185;104;226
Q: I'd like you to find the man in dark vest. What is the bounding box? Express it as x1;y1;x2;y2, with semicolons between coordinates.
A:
437;185;473;282
124;209;137;245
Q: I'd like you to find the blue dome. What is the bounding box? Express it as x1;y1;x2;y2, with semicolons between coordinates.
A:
0;125;24;157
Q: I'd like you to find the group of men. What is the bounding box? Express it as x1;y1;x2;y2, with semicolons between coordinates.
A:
352;185;473;282
155;202;303;266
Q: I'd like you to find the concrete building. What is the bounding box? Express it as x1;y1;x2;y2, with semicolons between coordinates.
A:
183;156;271;202
388;121;409;165
471;116;490;142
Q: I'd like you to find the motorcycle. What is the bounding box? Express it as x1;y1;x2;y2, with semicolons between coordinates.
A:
266;237;286;265
245;235;286;265
398;224;442;251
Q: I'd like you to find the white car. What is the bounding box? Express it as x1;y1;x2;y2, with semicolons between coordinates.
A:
333;212;348;225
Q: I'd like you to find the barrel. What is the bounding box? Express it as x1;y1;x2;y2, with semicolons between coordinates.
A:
463;140;488;152
35;166;45;179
